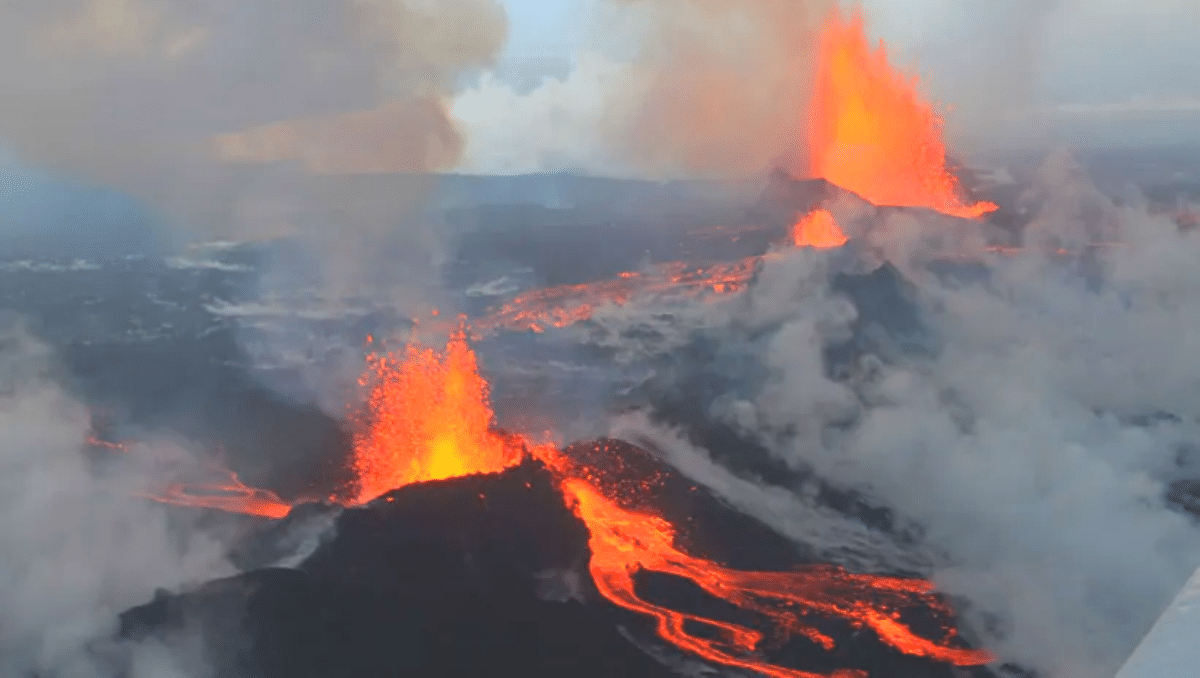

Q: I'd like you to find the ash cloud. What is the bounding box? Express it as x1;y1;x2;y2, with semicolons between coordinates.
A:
0;317;233;677
585;154;1200;677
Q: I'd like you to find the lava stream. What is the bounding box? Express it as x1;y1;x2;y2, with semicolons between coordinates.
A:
549;474;993;678
145;468;294;519
807;8;995;220
470;258;758;336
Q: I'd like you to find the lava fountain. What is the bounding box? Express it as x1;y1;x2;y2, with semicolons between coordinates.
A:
793;209;848;249
806;8;996;220
351;329;522;503
351;332;994;677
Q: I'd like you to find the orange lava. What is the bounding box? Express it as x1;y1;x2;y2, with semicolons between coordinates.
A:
807;8;996;220
792;209;848;249
351;328;521;503
471;258;758;336
146;468;294;519
542;459;994;678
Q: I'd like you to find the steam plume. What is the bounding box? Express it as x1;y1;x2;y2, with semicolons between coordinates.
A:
581;154;1200;677
0;316;233;676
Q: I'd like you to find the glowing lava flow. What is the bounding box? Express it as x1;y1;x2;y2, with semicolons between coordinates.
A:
470;258;758;337
793;209;848;249
545;471;994;678
351;329;521;503
807;8;996;220
146;468;294;519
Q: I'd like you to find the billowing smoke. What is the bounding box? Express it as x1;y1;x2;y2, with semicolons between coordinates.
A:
0;0;508;304
0;316;233;676
0;0;513;413
456;0;833;177
0;0;506;189
574;152;1200;677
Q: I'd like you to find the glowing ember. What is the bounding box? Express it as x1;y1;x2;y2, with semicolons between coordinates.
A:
351;328;521;503
792;209;848;249
146;468;294;519
807;8;996;220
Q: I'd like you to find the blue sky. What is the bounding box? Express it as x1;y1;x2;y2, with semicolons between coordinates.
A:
500;0;589;58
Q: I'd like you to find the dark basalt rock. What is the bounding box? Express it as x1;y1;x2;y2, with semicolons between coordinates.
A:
119;447;996;678
1167;479;1200;519
120;457;677;678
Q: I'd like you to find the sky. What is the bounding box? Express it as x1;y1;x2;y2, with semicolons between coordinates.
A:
496;0;1200;105
501;0;588;58
465;0;1200;171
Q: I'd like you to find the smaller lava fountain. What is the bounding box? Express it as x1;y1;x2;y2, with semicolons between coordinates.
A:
351;330;522;503
793;209;848;249
806;8;996;220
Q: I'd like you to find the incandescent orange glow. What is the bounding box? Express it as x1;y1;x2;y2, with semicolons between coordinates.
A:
792;209;848;249
146;468;294;519
351;328;521;503
558;477;994;678
808;8;996;220
471;258;758;337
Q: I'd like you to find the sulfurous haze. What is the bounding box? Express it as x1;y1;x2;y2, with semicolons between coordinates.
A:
0;316;233;677
566;152;1200;677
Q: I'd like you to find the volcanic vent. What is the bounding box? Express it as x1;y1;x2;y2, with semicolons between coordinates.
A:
122;331;995;678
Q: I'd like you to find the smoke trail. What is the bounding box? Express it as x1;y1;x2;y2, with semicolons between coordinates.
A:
0;316;233;676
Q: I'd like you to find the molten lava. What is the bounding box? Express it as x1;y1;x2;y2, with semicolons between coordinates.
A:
793;209;848;249
471;258;758;336
147;468;294;519
351;328;521;503
542;452;994;678
808;8;995;220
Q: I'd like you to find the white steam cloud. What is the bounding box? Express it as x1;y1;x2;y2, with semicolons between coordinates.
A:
0;318;233;677
585;153;1200;677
